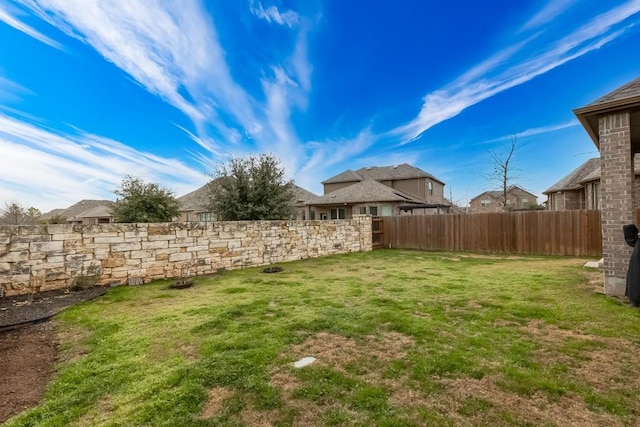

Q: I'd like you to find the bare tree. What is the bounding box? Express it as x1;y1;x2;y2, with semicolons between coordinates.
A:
0;202;26;225
483;135;519;211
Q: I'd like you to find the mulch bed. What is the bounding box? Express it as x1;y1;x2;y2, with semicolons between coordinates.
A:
0;286;108;423
0;286;107;330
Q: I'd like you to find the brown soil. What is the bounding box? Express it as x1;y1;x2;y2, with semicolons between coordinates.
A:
0;286;107;423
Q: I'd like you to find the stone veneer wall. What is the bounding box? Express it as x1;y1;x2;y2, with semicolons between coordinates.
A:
0;218;372;296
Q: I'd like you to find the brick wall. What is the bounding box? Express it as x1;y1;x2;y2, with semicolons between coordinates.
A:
599;112;634;296
0;218;372;296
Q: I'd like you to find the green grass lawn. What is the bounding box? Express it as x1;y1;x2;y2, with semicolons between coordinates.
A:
7;249;640;426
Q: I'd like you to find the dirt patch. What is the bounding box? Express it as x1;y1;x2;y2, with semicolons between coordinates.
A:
0;286;108;423
0;322;57;424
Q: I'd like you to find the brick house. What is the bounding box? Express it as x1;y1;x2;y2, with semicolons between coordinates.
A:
305;164;448;219
544;158;601;210
573;77;640;296
544;157;640;210
469;185;538;213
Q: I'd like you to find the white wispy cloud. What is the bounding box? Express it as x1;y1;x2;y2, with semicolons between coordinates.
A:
16;0;259;147
250;1;299;28
13;0;322;185
393;0;640;144
0;0;64;49
483;120;580;144
295;128;377;192
0;112;208;211
521;0;578;31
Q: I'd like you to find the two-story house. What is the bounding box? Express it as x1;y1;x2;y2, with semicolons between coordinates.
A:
305;164;447;219
469;185;539;213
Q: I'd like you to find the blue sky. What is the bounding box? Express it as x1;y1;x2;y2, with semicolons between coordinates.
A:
1;0;640;212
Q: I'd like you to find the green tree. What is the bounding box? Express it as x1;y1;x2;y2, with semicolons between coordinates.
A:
209;154;295;220
0;202;26;225
111;175;180;223
25;206;41;223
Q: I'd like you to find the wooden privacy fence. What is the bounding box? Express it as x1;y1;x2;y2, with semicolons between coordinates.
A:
379;210;604;256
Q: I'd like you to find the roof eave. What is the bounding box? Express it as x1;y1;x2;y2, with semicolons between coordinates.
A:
573;96;640;148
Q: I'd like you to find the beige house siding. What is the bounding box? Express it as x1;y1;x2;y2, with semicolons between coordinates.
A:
375;178;445;204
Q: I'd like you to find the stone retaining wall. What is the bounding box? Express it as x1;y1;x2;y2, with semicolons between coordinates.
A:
0;218;372;296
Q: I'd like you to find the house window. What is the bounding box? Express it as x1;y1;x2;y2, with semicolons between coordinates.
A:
481;199;490;207
522;198;528;205
381;206;392;216
359;206;367;215
330;208;345;219
369;206;378;216
199;212;216;222
428;181;433;196
310;210;316;220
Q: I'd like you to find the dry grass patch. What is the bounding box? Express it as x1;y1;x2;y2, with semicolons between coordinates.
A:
199;387;232;419
287;331;414;370
435;376;623;427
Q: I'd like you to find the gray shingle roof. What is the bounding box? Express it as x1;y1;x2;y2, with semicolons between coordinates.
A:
177;183;214;212
543;158;600;194
309;179;424;205
322;170;363;184
41;200;113;221
583;78;640;109
322;163;443;185
469;185;537;202
292;186;318;204
76;205;112;218
574;77;640;147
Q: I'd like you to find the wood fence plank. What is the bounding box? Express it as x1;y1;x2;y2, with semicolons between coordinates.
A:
377;210;603;256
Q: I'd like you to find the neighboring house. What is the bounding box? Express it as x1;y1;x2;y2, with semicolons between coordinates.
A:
292;186;318;220
469;186;538;213
176;183;216;222
543;158;601;210
41;200;114;224
544;157;640;210
306;164;448;219
176;182;317;221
